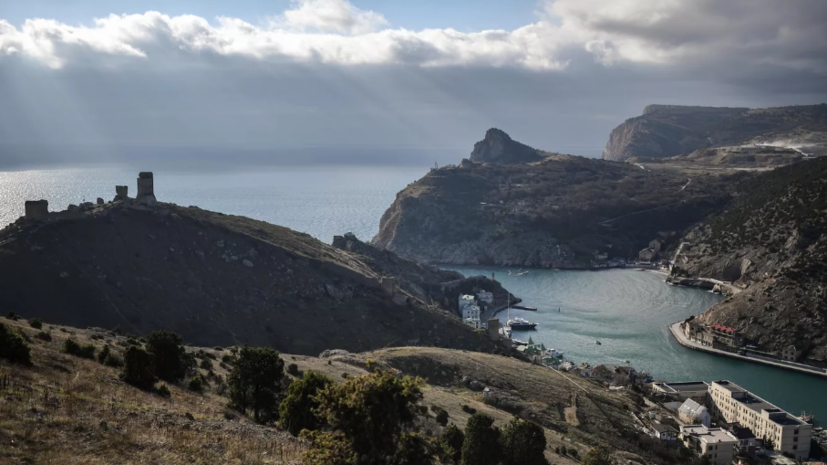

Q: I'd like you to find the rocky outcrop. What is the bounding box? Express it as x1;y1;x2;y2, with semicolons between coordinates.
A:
673;157;827;363
0;201;500;355
469;128;545;164
374;131;735;269
603;104;827;161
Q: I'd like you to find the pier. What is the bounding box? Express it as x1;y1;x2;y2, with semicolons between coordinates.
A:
669;321;827;378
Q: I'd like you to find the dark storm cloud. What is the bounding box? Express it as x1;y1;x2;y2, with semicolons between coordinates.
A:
0;0;825;168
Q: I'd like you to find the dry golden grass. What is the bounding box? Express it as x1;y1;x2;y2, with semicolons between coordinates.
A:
0;319;307;465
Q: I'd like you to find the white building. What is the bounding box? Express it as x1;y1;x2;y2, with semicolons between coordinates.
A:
678;398;712;427
462;304;481;329
708;381;812;460
476;290;494;305
458;294;481;329
680;425;738;465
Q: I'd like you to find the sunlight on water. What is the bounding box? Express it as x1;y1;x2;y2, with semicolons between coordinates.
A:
0;166;427;243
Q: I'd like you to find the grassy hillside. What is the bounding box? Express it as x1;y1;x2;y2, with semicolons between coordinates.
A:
0;317;682;465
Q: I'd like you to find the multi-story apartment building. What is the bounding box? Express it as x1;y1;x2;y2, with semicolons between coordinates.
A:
679;425;738;465
708;381;812;460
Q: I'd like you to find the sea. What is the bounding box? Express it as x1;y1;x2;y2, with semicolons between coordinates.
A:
2;165;826;424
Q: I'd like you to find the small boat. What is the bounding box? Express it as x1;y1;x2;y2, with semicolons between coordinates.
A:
624;359;631;363
507;318;537;330
595;340;602;345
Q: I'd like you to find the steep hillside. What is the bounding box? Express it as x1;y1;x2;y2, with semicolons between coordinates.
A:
373;130;737;268
603;104;827;161
0;201;499;355
673;157;827;363
0;317;679;465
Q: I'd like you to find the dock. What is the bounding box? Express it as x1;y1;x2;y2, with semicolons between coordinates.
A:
511;305;537;311
669;321;827;378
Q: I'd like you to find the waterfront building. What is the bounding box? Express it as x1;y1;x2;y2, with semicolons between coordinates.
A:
638;247;657;262
678;398;712;427
708;381;812;460
476;290;494;304
679;425;738;465
682;320;744;350
458;294;481;329
781;345;800;362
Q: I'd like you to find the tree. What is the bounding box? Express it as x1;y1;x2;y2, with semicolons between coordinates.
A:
440;424;465;465
301;431;357;465
581;446;616;465
500;417;549;465
313;370;423;463
146;331;190;382
121;346;156;390
461;413;502;465
229;346;285;423
0;322;32;365
393;432;436;465
279;371;333;436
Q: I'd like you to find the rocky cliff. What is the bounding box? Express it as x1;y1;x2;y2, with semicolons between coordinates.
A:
673;157;827;364
373;130;736;268
469;128;546;164
0;201;501;355
603;104;827;161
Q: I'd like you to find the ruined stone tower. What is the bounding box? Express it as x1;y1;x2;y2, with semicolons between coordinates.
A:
24;200;49;220
115;185;129;200
136;172;157;206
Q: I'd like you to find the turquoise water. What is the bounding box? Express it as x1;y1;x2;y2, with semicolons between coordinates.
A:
2;166;825;424
445;266;827;425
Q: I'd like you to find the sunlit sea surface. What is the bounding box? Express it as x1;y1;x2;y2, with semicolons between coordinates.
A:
2;166;825;424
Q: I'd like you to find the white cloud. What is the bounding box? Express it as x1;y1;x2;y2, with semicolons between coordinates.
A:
281;0;389;35
0;0;825;73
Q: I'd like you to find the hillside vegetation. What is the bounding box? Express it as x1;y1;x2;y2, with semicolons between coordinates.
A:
0;201;499;355
0;317;694;465
675;157;827;362
374;131;738;268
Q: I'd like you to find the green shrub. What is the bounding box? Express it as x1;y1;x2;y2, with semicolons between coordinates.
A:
200;358;213;370
29;318;43;329
98;344;112;363
0;322;32;365
63;339;96;359
221;354;234;364
6;312;19;321
229;346;285;423
440;424;465;465
461;405;476;415
461;413;501;465
287;363;299;376
431;405;449;426
314;371;423;463
279;371;333;436
146;331;190;382
501;417;549;465
156;384;171;398
35;331;52;342
213;346;224;351
188;375;205;393
581;446;616;465
121;346;156;390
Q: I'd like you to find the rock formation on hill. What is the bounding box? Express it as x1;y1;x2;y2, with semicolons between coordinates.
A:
673;157;827;364
0;180;507;356
603;104;827;161
469;128;546;164
374;131;738;268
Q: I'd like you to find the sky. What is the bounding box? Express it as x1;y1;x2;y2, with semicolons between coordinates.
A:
1;0;826;168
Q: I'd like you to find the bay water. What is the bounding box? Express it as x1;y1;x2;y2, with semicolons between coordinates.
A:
2;166;825;423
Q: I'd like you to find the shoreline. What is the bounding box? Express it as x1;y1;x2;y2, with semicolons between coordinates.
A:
669;321;827;378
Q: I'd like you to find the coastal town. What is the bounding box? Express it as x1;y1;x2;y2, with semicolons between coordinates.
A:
453;285;827;465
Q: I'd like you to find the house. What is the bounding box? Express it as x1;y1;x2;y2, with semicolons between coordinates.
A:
680;425;738;465
726;424;759;455
678;398;712;427
476;290;494;305
458;295;480;329
781;345;800;362
651;423;678;442
638;247;657;262
649;239;663;254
